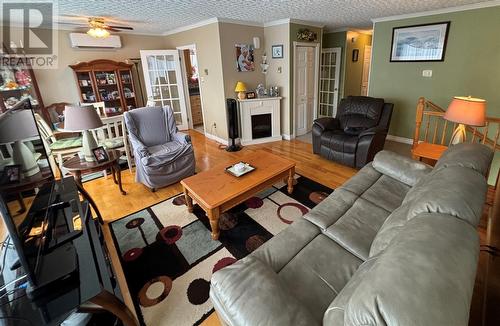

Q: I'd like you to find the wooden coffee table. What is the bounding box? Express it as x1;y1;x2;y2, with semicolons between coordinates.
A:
180;150;295;240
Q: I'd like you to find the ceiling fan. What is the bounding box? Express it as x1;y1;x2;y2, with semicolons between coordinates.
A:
57;16;134;38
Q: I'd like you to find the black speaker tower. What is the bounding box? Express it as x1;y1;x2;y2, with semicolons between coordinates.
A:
225;98;241;152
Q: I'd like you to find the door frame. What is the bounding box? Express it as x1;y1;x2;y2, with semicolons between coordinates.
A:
320;47;342;117
292;41;320;139
139;49;189;130
361;45;372;96
177;44;207;134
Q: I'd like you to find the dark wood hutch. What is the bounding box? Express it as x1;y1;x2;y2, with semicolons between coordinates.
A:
69;59;137;116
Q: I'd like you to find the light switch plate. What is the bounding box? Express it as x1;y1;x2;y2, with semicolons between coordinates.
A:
422;70;432;77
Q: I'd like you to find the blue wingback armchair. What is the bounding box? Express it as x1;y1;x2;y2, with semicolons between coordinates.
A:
124;106;195;191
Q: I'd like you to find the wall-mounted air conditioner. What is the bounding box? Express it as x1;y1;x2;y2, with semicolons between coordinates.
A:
69;33;122;49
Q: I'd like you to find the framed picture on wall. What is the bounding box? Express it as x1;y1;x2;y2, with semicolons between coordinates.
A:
390;22;450;62
272;45;284;58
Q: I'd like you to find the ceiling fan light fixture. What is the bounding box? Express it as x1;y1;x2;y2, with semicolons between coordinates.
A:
87;27;110;38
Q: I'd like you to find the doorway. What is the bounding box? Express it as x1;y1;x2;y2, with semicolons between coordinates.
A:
293;42;320;137
140;50;189;130
360;45;372;96
178;45;205;134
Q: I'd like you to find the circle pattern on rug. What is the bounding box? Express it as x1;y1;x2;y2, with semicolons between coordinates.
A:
309;191;329;204
138;276;172;307
219;213;238;230
277;203;309;224
126;217;145;229
245;196;264;209
159;225;183;244
187;278;210;305
123;247;143;262
212;257;237;273
245;235;266;252
172;195;186;206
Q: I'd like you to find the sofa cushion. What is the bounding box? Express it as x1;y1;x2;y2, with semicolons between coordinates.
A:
360;174;410;212
320;131;358;153
277;234;362;322
325;197;390;260
252;218;320;272
435;142;493;176
210;256;319;326
345;214;479;326
340;163;381;195
372;150;432;186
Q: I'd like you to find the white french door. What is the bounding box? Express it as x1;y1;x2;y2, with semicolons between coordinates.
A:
140;50;189;130
361;45;372;96
295;45;318;136
319;47;341;117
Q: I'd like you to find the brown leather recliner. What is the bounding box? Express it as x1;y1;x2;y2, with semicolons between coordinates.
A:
312;96;394;168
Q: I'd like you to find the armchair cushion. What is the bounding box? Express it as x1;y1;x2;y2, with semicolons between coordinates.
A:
320;131;358;154
49;137;82;150
313;117;340;131
338;96;385;130
141;141;191;168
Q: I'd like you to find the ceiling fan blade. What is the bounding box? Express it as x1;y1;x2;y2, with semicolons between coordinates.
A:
107;25;134;30
105;27;120;32
56;21;87;26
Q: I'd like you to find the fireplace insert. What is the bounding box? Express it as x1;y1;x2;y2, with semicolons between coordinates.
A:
251;114;272;139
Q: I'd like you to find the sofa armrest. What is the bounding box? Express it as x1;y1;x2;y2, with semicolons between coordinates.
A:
372;150;432;186
313;117;339;132
210;256;319;326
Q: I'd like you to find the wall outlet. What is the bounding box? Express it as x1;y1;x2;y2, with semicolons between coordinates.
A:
212;122;217;129
422;70;433;77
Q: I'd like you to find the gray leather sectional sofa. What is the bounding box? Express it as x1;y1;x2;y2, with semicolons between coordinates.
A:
210;143;493;326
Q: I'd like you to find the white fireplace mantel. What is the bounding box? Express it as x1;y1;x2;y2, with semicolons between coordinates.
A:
238;97;282;145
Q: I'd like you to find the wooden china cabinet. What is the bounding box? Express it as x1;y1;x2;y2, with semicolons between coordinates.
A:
0;56;45;115
69;60;137;116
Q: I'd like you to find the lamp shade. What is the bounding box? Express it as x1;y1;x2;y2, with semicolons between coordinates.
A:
444;96;486;127
0;109;39;143
64;105;103;131
234;82;247;92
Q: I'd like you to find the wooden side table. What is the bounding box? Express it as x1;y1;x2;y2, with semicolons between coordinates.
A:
412;142;448;162
63;149;126;195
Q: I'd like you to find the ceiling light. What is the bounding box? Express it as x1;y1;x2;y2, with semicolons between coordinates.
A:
87;27;110;38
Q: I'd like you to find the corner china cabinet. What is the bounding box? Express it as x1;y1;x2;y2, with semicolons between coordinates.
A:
0;57;44;114
70;60;137;116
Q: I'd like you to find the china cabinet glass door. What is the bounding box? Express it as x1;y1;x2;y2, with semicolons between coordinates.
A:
140;50;188;130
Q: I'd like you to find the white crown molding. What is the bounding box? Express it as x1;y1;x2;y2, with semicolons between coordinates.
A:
217;18;263;27
325;27;373;35
289;19;325;28
371;0;500;23
263;19;290;27
163;17;219;36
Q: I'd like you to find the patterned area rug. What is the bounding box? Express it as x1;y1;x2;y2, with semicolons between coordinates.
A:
109;174;333;325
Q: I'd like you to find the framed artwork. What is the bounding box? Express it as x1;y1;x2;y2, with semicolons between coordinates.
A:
235;44;255;72
246;91;256;99
352;49;359;62
272;45;283;58
390;22;450;62
92;146;109;163
2;165;21;184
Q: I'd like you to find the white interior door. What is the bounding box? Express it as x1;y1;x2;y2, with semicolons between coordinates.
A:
140;50;189;130
320;47;341;117
361;45;372;96
295;46;316;136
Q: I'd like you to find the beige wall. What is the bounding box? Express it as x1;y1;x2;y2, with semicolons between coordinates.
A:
344;31;372;96
264;23;290;135
30;28;166;105
164;23;228;139
219;23;265;100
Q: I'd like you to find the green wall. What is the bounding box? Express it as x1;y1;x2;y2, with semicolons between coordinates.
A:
345;33;372;97
323;31;346;100
369;6;500;139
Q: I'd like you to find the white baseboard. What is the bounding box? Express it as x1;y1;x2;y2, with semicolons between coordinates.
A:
282;134;293;140
205;132;228;145
386;134;413;145
241;136;282;145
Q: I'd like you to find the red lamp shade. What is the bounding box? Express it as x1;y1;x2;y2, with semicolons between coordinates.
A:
444;96;486;127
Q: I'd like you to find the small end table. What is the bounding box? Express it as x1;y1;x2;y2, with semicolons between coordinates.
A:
63;149;126;195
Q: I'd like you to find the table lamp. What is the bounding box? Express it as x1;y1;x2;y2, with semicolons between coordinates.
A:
64;105;103;162
444;96;486;145
0;108;41;177
235;82;247;100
